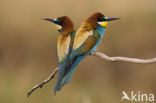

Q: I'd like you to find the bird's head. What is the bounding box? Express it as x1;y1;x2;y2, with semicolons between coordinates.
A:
85;12;120;29
43;16;74;34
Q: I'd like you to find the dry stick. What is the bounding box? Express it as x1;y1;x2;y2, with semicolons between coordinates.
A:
27;52;156;97
27;67;58;97
93;52;156;64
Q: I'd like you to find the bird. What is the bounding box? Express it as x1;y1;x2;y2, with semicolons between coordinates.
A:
61;12;120;86
43;16;75;95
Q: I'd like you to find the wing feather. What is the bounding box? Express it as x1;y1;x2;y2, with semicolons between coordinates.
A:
82;35;98;53
57;35;71;62
73;28;93;50
81;31;100;54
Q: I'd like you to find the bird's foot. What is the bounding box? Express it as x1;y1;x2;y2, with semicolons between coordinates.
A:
90;52;96;56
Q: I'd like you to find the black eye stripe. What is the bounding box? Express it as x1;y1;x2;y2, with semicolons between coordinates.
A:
54;20;62;25
97;17;107;22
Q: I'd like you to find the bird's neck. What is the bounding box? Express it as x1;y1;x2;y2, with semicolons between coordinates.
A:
59;30;70;36
96;24;106;37
60;28;73;36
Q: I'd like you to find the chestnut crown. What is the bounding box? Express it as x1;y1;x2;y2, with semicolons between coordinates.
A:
84;12;119;28
44;16;74;34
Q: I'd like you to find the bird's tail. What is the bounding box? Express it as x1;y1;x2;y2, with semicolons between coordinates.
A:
54;63;66;95
61;56;85;86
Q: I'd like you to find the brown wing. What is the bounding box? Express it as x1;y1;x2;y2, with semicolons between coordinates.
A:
82;31;100;53
57;35;71;62
73;27;93;50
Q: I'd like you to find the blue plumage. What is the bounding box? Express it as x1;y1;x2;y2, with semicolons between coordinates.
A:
60;24;106;86
61;56;85;86
54;63;66;95
89;24;106;53
54;59;70;95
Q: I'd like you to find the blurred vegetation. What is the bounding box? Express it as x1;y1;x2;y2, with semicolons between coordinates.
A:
0;0;156;103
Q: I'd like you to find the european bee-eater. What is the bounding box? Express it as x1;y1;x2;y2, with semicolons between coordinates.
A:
61;12;119;86
43;16;75;95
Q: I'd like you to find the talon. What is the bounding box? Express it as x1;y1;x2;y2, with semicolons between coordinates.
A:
91;52;96;56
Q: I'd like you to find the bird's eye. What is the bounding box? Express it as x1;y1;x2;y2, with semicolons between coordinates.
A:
54;19;62;26
97;17;103;22
97;17;108;22
97;16;109;27
55;21;62;25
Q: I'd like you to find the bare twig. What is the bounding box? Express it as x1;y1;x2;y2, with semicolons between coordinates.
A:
92;52;156;64
27;52;156;97
27;67;58;97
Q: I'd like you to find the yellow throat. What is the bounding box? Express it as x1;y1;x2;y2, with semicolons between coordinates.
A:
55;24;62;31
98;21;108;27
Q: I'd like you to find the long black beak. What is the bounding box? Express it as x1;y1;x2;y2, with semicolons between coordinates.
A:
107;17;120;21
43;18;54;22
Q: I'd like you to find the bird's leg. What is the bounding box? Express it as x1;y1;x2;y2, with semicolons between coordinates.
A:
90;52;96;56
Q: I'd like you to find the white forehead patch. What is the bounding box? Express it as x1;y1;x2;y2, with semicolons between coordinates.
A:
104;17;108;19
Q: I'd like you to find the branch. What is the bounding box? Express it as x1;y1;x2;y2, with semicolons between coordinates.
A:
92;52;156;64
27;67;58;97
27;52;156;97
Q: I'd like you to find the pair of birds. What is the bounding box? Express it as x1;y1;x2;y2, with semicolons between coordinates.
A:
44;12;119;95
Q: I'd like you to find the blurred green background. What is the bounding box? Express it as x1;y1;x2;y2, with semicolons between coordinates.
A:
0;0;156;103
